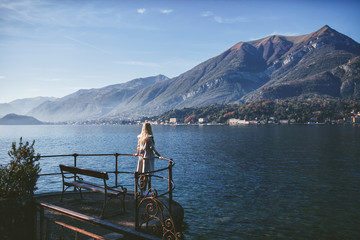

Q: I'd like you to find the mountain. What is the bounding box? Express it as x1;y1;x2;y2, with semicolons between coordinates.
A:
27;25;360;121
0;97;56;117
0;113;44;125
29;75;169;122
242;26;360;101
116;25;359;117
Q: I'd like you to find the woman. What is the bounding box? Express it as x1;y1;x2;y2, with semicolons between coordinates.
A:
134;122;162;173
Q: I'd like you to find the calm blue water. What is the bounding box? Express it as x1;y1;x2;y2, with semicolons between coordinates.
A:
1;125;360;239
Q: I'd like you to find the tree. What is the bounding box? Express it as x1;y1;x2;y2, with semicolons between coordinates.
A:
0;138;41;240
0;137;41;200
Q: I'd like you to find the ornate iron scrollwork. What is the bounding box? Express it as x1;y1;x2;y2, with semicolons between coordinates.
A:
136;190;183;240
139;175;148;191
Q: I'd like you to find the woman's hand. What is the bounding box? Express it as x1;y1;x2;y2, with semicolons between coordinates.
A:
133;153;138;157
158;156;164;160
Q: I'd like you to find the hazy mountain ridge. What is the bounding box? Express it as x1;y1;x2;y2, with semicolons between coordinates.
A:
29;75;169;121
119;25;359;116
0;97;56;117
4;25;360;122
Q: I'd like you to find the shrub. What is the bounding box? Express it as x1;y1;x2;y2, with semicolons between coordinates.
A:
0;137;41;200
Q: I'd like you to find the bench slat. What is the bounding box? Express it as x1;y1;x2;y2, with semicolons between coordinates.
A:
77;180;125;193
60;164;109;180
75;180;125;196
67;181;108;194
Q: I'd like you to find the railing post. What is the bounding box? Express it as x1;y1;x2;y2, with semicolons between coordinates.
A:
168;160;173;213
115;153;119;187
73;153;78;185
134;172;140;230
73;153;78;167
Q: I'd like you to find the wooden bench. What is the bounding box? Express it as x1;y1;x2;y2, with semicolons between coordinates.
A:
59;164;127;218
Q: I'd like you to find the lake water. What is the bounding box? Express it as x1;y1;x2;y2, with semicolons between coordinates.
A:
0;124;359;239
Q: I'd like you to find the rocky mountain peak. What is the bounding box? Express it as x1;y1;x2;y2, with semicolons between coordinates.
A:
315;25;336;36
9;26;359;122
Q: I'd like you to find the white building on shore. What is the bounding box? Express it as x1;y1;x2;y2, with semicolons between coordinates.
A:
228;118;249;125
198;118;208;124
169;118;177;124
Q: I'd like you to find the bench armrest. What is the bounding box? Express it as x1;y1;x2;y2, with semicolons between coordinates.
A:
61;172;83;181
109;185;127;193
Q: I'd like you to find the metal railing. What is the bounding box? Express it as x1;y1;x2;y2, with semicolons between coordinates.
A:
36;153;181;239
39;153;175;202
37;201;161;240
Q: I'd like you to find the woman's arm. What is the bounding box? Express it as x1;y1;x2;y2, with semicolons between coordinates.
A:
133;141;140;156
153;147;161;157
149;138;161;157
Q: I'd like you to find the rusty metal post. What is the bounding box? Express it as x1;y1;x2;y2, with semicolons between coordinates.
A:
73;153;78;167
168;160;173;213
134;171;140;230
73;153;78;189
115;153;119;187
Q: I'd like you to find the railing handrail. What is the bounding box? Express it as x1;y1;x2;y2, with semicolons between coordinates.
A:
38;153;174;175
38;152;175;193
37;201;162;240
40;153;173;162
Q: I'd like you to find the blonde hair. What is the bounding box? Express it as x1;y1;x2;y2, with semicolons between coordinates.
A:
138;122;153;144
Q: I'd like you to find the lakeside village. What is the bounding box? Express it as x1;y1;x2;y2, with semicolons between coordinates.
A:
66;110;360;126
52;99;360;126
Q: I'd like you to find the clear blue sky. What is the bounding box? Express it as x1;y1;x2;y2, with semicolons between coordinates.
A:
1;0;359;103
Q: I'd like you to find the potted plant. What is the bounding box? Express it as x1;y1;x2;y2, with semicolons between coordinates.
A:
0;137;41;240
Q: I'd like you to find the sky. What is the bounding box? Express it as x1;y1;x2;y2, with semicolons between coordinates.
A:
1;0;360;103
